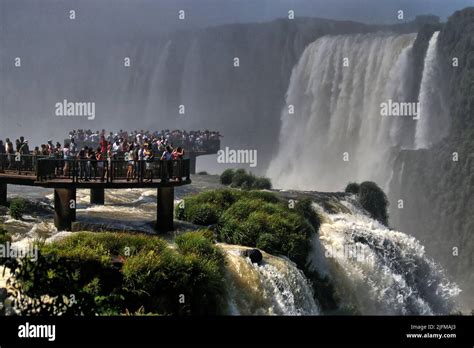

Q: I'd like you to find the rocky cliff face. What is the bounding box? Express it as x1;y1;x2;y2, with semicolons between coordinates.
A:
389;7;474;310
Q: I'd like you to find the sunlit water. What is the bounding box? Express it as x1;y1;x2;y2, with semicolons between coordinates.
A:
0;176;461;315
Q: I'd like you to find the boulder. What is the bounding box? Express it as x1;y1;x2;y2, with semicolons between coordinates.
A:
243;248;263;264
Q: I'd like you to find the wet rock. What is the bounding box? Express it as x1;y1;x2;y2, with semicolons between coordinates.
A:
0;206;8;216
243;248;263;264
0;288;7;316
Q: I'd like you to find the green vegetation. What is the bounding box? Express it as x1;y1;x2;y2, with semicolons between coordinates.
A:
197;171;208;175
176;189;320;267
358;182;389;226
9;198;27;220
176;201;220;226
220;169;235;185
175;189;342;311
5;231;227;316
344;181;389;226
0;224;12;245
219;168;272;190
344;182;360;194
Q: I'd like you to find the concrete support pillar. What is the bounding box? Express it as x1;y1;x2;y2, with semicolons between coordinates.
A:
90;188;105;205
54;188;76;231
0;183;7;207
156;187;174;232
189;154;197;175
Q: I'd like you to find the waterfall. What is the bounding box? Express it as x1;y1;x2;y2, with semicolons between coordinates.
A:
308;199;460;315
267;33;419;191
219;197;459;315
0;185;460;315
221;244;320;315
145;41;172;119
414;31;450;149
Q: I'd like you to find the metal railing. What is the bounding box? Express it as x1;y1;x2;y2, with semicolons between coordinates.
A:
1;154;191;183
36;158;190;183
0;154;50;174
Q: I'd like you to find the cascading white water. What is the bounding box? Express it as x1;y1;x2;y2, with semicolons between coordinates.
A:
145;41;172;118
308;200;460;315
0;183;460;315
221;244;320;315
414;31;449;149
267;33;419;191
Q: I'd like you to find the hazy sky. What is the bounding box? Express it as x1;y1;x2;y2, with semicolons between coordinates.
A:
1;0;473;38
1;0;472;147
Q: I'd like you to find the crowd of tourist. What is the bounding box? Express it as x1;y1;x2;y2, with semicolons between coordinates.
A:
0;129;208;182
68;129;221;153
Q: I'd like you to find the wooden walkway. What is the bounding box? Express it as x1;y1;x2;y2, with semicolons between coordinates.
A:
0;157;192;232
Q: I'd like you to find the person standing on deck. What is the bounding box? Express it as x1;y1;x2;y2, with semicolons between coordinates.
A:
78;147;87;181
5;138;14;169
63;143;71;177
126;144;136;182
161;145;173;181
0;140;5;172
70;138;77;158
144;144;154;182
96;146;106;182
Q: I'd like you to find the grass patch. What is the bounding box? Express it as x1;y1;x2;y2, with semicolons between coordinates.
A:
177;189;320;268
5;231;227;316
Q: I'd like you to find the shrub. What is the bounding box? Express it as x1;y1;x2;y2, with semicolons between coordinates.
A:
43;232;168;259
175;189;243;225
197;171;208;175
252;177;272;190
256;233;280;255
245;190;280;203
217;196;312;267
0;225;13;268
0;224;11;245
178;189;318;268
123;231;226;315
9;198;27;220
7;240;120;315
176;201;219;226
358;181;389;226
345;182;360;194
220;169;235;185
175;230;223;262
6;231;227;316
221;168;273;190
219;198;266;221
231;169;253;187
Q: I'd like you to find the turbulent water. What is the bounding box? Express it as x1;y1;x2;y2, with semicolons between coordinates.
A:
308;199;460;315
267;31;449;191
0;178;460;315
222;244;320;315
